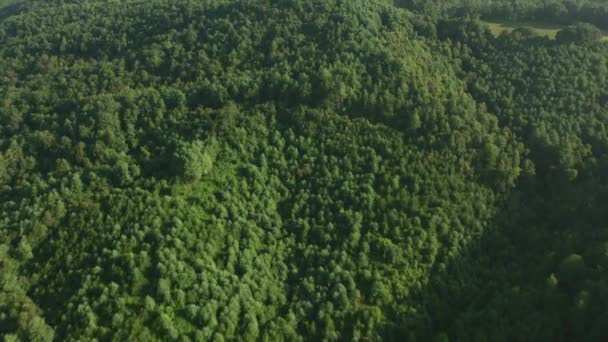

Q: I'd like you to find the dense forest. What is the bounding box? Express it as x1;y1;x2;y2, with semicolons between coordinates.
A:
1;0;608;340
398;0;608;30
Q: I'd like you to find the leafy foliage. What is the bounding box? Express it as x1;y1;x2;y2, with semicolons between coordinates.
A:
1;0;608;341
397;0;608;30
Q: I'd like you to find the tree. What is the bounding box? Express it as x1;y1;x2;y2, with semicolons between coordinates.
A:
557;254;587;291
556;22;602;43
157;278;171;303
172;140;214;183
157;313;178;340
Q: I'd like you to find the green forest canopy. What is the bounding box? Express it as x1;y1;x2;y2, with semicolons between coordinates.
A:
397;0;608;29
1;0;608;341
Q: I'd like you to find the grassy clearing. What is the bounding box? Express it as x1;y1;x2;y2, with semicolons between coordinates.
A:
481;20;608;42
481;20;563;38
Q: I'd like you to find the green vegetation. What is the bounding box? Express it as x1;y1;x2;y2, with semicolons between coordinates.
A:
481;20;564;38
481;19;608;40
0;0;18;10
398;0;608;30
1;0;608;341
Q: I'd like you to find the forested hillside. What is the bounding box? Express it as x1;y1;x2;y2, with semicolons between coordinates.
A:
398;0;608;30
1;0;607;341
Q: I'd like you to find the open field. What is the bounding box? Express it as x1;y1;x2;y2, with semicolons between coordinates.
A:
481;20;608;41
481;20;563;38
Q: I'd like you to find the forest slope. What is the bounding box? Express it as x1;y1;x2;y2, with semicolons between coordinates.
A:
1;0;608;341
